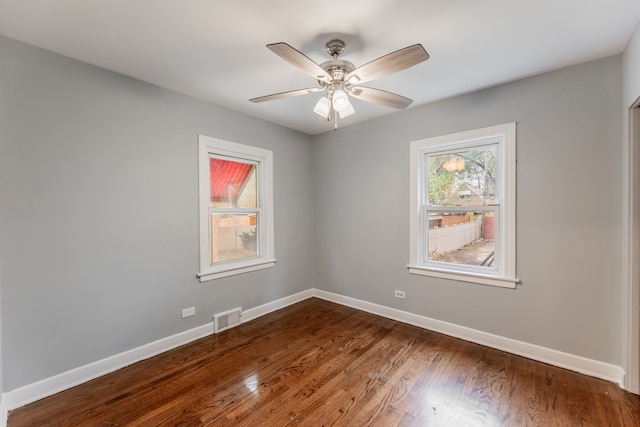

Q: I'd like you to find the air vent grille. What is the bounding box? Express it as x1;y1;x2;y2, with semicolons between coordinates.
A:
214;307;242;333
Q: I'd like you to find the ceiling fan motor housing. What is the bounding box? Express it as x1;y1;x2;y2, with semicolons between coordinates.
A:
313;39;353;89
318;59;355;87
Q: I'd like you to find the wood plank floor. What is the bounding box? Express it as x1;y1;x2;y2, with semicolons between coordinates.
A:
8;298;640;426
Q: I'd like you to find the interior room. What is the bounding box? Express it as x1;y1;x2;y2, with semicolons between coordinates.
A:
1;0;640;425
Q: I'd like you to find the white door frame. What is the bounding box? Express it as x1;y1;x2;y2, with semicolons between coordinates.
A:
624;99;640;394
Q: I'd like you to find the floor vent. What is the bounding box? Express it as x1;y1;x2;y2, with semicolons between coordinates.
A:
214;307;242;333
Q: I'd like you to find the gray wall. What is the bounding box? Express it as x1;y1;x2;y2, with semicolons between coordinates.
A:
0;36;315;391
313;55;623;366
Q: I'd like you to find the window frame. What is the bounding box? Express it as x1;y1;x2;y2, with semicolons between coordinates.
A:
408;123;518;288
198;135;275;282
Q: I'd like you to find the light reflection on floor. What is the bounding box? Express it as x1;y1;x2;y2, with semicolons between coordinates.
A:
419;387;503;426
244;373;259;394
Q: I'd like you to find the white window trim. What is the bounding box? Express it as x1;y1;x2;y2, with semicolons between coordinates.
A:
198;135;276;282
408;123;518;288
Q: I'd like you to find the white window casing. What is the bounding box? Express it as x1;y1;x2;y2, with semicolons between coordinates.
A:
198;135;276;281
408;123;518;288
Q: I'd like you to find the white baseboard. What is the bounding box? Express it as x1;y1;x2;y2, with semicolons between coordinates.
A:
311;289;626;387
0;395;5;427
1;287;626;426
241;289;313;323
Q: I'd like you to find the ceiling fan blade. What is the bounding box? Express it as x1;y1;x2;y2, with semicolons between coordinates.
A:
349;86;413;109
267;42;332;83
345;44;429;85
250;87;324;103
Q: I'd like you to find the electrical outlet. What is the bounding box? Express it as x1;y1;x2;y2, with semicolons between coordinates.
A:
394;290;406;299
181;307;196;318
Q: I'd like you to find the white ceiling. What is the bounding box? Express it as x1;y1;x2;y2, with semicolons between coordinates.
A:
1;0;639;135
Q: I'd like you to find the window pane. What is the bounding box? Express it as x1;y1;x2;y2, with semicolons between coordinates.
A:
425;210;496;267
210;213;258;264
428;145;497;206
209;157;257;208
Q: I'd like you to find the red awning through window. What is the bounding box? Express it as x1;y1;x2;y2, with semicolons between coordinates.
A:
209;158;253;202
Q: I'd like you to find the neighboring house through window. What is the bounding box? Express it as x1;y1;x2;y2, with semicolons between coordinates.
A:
198;135;275;281
408;123;518;288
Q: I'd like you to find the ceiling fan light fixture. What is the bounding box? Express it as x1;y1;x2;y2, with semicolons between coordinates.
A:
338;101;355;118
313;96;331;118
331;89;350;112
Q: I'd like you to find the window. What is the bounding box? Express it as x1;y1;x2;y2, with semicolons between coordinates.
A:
198;135;275;281
408;123;518;288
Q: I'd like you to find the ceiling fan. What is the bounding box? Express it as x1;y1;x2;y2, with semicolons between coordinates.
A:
250;39;430;127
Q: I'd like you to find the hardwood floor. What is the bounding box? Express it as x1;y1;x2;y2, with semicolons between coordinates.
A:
8;298;640;426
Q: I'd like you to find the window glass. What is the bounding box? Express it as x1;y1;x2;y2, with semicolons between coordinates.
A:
210;213;258;263
209;157;257;208
425;144;498;270
425;210;496;267
427;145;497;206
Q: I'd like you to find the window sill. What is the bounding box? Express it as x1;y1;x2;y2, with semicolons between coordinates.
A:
199;259;277;282
407;265;519;289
